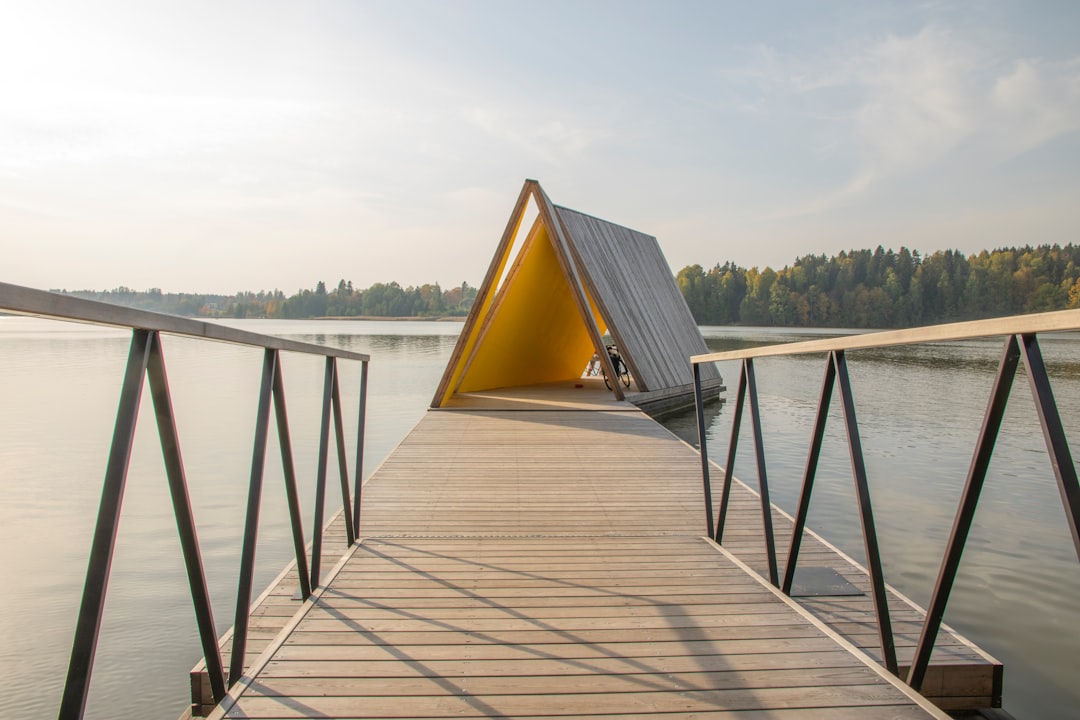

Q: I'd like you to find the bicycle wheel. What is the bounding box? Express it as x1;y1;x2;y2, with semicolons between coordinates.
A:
620;363;630;388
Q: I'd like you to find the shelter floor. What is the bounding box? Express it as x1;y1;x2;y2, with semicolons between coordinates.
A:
207;408;948;719
442;376;637;411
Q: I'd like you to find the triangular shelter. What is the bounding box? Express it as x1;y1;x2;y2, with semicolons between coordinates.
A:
432;180;720;407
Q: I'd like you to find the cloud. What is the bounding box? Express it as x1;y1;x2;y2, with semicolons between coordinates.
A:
850;26;977;173
989;57;1080;157
0;90;317;170
850;30;1080;169
460;104;609;164
728;24;1080;219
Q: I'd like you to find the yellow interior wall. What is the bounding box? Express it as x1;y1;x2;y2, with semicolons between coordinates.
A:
457;223;600;393
435;206;529;407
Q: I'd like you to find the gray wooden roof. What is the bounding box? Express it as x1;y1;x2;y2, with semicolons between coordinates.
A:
556;205;721;391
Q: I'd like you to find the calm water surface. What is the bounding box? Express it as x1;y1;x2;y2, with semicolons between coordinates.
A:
1;318;1077;718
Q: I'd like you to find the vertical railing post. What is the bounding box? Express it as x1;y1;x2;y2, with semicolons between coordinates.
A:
145;333;227;703
746;358;779;587
693;362;714;539
352;360;369;534
310;357;335;590
229;349;276;687
59;329;152;720
716;364;747;543
330;359;355;545
782;354;837;595
834;349;897;675
271;355;311;601
1019;333;1080;562
908;335;1020;690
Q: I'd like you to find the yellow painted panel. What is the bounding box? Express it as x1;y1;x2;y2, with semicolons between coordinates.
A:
436;207;529;407
458;223;597;392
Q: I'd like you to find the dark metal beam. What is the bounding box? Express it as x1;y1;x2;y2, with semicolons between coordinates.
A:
310;357;335;590
145;333;227;703
59;329;152;720
746;358;779;587
352;361;369;534
229;349;276;686
716;364;747;543
330;359;355;546
271;353;311;601
1019;333;1080;563
834;349;897;675
908;335;1020;690
782;354;837;595
693;362;714;538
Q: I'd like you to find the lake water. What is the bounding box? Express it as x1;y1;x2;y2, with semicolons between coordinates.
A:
1;317;1077;719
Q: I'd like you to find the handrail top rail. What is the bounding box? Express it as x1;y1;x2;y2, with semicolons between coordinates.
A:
0;281;370;362
692;308;1080;364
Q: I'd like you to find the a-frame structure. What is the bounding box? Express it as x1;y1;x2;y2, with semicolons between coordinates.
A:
432;179;720;408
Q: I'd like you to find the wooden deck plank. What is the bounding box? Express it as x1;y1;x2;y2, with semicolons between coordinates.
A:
199;409;969;719
244;668;900;696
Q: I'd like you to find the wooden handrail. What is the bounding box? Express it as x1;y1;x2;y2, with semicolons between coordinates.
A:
692;308;1080;363
0;281;369;362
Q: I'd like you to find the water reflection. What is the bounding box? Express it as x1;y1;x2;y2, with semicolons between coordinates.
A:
362;334;459;355
1;318;1077;719
658;398;725;449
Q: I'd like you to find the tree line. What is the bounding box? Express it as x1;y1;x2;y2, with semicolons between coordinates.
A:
676;244;1080;328
54;243;1080;328
57;279;478;319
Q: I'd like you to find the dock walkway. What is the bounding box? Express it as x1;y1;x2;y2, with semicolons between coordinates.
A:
207;389;953;719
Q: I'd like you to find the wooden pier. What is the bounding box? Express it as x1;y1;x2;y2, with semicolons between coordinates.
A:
196;380;996;719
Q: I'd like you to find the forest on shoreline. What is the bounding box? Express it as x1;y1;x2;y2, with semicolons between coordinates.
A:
52;243;1080;329
56;280;479;320
677;244;1080;327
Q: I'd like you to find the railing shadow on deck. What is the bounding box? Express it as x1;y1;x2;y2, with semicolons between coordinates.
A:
0;282;371;720
690;309;1080;694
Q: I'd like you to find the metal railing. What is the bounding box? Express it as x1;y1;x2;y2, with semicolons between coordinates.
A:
690;309;1080;692
0;282;370;720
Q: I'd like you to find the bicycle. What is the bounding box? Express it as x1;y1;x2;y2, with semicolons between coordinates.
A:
602;344;631;390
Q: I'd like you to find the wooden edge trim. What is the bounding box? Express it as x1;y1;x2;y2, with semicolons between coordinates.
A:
701;536;953;719
431;180;534;407
692;308;1080;363
533;185;624;400
205;539;365;720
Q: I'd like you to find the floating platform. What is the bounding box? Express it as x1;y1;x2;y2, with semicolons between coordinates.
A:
191;383;995;719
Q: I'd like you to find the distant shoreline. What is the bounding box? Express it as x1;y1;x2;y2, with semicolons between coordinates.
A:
313;315;466;322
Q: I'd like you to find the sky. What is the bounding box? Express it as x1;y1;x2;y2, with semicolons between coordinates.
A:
2;0;1079;294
